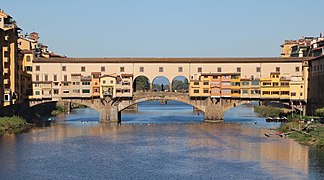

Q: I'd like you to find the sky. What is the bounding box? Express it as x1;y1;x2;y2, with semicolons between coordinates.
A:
1;0;324;58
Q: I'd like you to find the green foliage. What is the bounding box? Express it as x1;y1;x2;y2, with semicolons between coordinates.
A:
315;107;324;117
253;106;286;118
289;132;313;144
134;76;150;91
0;116;29;134
51;105;68;116
277;123;291;133
172;79;189;92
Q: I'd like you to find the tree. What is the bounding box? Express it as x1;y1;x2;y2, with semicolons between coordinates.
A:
134;76;150;91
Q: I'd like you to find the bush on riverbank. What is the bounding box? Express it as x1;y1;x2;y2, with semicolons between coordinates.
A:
315;107;324;117
253;105;287;118
51;105;68;116
0;116;30;135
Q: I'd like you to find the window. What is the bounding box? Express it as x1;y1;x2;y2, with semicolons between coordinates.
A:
236;67;241;73
73;89;80;93
291;92;296;96
194;82;199;85
262;91;270;95
64;75;68;81
82;81;91;85
194;90;199;93
53;89;59;94
281;91;289;95
26;56;31;62
24;66;32;71
63;90;69;94
81;66;86;72
242;81;249;86
256;67;260;72
36;66;40;71
4;51;8;57
101;66;105;72
53;74;57;81
44;74;48;81
251;90;260;94
159;67;163;72
140;67;144;72
120;67;125;72
272;91;279;95
213;76;218;79
203;81;209;85
217;67;222;72
295;66;300;72
198;67;202;73
300;92;303;96
276;67;280;72
178;67;183;72
35;75;39;81
82;89;90;93
62;66;66;71
273;82;279;86
35;91;41;95
110;80;114;84
63;82;69;86
203;89;209;93
243;90;248;94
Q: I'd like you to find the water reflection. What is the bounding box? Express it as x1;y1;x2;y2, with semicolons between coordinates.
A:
0;102;323;179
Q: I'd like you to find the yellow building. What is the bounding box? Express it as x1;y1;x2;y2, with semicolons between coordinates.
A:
189;74;210;97
260;72;280;99
0;10;21;107
231;74;241;98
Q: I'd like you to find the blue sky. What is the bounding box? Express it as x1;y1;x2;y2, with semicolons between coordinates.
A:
2;0;323;57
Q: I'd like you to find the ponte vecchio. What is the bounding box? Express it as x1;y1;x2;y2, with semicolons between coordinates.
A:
30;57;310;123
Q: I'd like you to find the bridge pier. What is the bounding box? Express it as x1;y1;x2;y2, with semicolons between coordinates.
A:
204;98;224;123
99;105;121;123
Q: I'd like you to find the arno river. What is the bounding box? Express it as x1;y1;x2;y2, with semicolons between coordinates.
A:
0;101;323;179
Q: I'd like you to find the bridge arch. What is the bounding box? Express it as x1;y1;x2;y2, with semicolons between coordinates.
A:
152;76;171;92
133;75;151;92
118;94;205;113
171;76;189;93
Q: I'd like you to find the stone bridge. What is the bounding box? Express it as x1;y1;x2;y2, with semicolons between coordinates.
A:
29;92;250;123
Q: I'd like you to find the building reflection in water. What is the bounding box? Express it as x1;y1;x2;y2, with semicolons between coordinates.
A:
0;122;313;178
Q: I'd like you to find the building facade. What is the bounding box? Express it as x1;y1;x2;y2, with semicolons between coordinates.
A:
0;10;21;107
31;57;309;102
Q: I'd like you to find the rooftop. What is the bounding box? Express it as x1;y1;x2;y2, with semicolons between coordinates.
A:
34;57;311;64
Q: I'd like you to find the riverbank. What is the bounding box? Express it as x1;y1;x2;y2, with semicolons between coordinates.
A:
0;116;30;135
254;105;324;149
278;122;324;149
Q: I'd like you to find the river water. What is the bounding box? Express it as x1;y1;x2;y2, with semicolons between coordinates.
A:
0;101;323;179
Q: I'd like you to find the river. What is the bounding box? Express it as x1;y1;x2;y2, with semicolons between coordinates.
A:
0;101;323;179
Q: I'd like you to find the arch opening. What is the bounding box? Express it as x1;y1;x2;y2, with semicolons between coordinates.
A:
152;76;170;92
120;100;204;124
133;75;150;92
171;76;189;93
